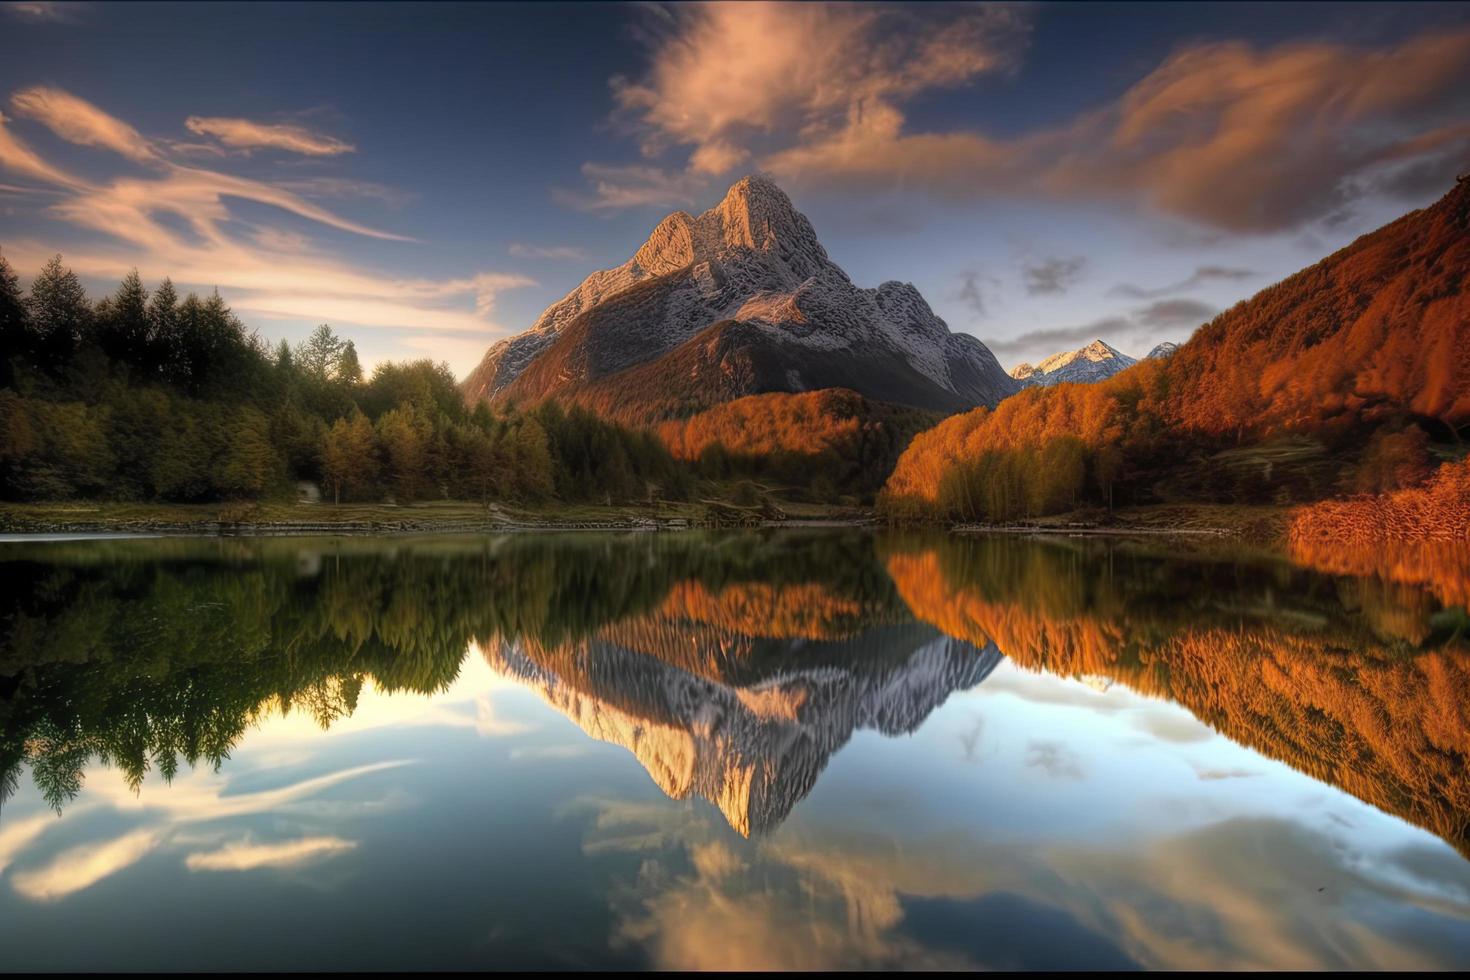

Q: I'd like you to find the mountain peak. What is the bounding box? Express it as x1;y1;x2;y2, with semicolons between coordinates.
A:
1015;339;1138;388
461;174;1018;416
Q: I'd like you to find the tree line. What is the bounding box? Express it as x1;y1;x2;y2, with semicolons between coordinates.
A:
0;255;692;505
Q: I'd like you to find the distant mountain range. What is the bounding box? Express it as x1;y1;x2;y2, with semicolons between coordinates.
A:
1010;339;1137;388
462;175;1019;422
1009;338;1180;389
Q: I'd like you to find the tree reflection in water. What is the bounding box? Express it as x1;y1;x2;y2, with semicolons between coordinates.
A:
1;530;1465;853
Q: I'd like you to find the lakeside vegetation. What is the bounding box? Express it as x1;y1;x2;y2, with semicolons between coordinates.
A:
0;255;699;509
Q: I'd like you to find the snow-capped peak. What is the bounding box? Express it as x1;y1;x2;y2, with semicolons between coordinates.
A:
1011;339;1137;388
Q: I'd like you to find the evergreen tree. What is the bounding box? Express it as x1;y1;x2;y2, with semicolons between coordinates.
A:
336;340;363;386
322;412;379;504
26;255;90;371
0;254;30;386
147;278;180;382
96;270;151;375
511;416;555;500
217;406;282;498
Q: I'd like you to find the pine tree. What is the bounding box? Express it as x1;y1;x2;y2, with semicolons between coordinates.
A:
336;340;363;386
97;270;150;373
0;254;30;385
147;279;181;383
26;255;90;371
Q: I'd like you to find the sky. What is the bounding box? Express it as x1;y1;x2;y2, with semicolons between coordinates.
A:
2;1;1469;377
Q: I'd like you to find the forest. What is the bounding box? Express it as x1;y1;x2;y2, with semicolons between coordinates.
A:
880;178;1470;527
0;254;694;507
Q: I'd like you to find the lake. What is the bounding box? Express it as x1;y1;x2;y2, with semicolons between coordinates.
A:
1;530;1468;970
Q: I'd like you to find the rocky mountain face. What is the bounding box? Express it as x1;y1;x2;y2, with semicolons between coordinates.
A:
461;175;1018;421
481;625;1002;837
1145;341;1179;360
1009;339;1138;388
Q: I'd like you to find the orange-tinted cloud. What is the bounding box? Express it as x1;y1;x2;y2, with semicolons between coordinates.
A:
602;8;1470;232
185;115;355;156
0;89;534;349
11;85;160;164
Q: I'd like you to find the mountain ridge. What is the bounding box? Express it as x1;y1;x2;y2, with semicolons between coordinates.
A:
1010;338;1138;388
462;175;1018;422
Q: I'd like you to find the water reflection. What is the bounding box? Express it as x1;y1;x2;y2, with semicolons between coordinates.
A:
1;530;1468;969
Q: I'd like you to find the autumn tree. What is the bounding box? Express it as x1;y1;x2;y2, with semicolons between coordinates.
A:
321;412;380;504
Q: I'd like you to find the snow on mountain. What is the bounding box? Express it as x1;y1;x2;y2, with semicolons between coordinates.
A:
1009;339;1138;388
462;174;1018;418
1146;341;1179;359
481;625;1002;837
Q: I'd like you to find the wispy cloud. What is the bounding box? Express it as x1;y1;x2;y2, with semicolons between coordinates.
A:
554;162;706;212
509;243;588;260
185;116;355;157
954;267;1001;321
185;836;357;872
1108;265;1255;299
1021;255;1086;296
0;87;533;348
10;829;162;902
3;1;83;22
985;317;1133;358
601;6;1470;231
1133;298;1217;330
11;86;159;163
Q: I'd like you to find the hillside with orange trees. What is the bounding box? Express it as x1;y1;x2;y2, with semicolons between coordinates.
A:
657;388;936;499
880;536;1470;856
881;178;1470;524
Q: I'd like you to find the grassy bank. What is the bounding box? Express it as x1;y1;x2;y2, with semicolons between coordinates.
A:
0;497;877;535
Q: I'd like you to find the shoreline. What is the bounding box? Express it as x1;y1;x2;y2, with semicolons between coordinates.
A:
0;500;1284;542
0;501;881;539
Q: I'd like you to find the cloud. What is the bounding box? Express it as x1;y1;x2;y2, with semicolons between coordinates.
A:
1023;739;1085;780
569;1;1029;210
185;835;357;872
985;298;1215;365
1133;298;1217;330
954;267;1000;321
509;243;588;261
10;829;162;902
1021;255;1086;296
553;162;706;212
761;27;1470;232
3;2;82;22
0;88;534;351
10;86;159;164
613;2;1027;170
185;116;355;156
1109;265;1255;299
984;317;1133;357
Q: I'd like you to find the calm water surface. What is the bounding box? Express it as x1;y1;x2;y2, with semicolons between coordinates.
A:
1;530;1468;970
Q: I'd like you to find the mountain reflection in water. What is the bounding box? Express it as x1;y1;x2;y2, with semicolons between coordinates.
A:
1;530;1468;969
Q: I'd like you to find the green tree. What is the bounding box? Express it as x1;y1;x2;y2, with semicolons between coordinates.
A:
0;254;30;384
296;323;345;382
217;406;282;498
376;405;431;502
336;340;363;386
96;270;150;372
26;255;90;370
321;412;380;504
511;416;555;501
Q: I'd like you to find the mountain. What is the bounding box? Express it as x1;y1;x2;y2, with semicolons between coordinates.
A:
461;175;1018;422
482;625;1001;837
881;176;1470;521
1145;341;1179;359
1009;339;1137;387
